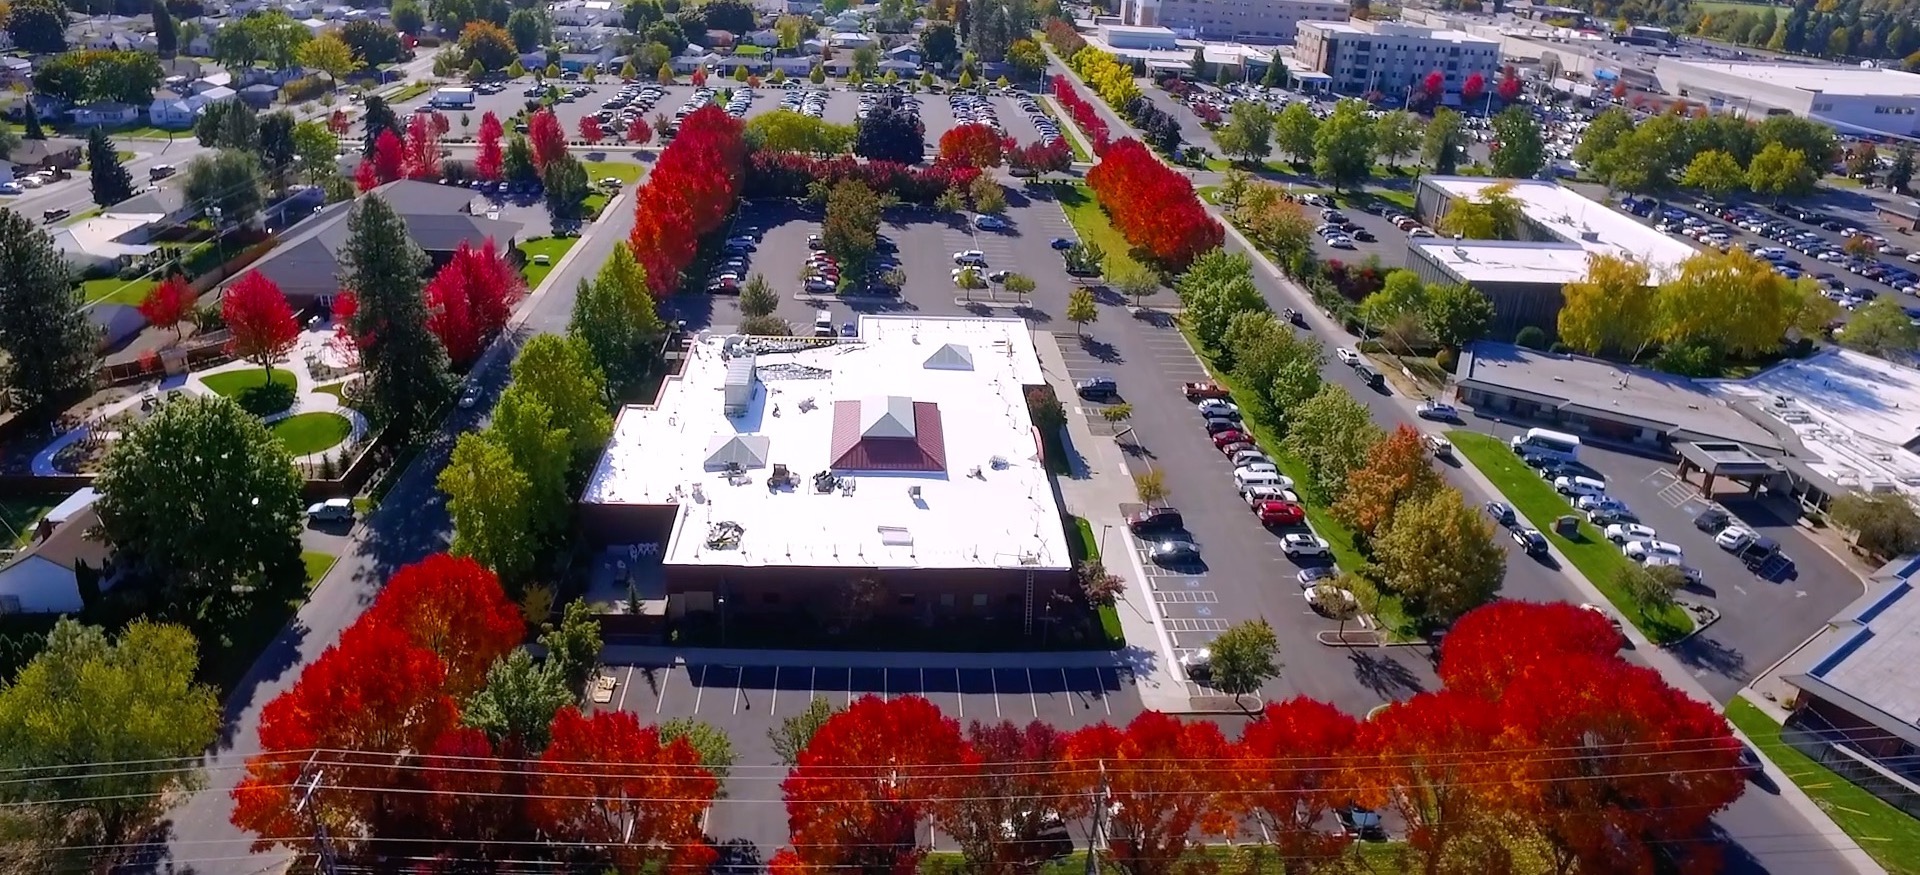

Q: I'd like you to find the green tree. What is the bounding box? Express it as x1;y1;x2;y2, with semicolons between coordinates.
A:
969;174;1007;214
1839;296;1920;358
440;432;537;581
1656;248;1811;359
1206;618;1280;702
461;649;573;752
196;98;260;151
0;620;219;839
512;334;612;461
1371;109;1423;168
1281;385;1382;501
1066;287;1098;335
95;396;304;629
211;9;313;69
770;695;840;765
1178;249;1266;355
1359;270;1430;331
660;718;739;781
568;248;662;400
1228;311;1324;422
1215;101;1274;165
1488;104;1546;179
1888;144;1914;193
341;195;451;436
1614;563;1677;620
1422;107;1466;174
1747;140;1813;198
1422;283;1496;350
1262;52;1289;88
296;31;362;87
87;127;135;208
1831;492;1920;559
6;0;67;54
1107;262;1158;306
822;179;885;280
487;387;572;538
392;0;426;34
539;599;604;693
183;149;266;227
1681;149;1747;197
739;273;780;318
1273;100;1320;164
1373;488;1505;624
291;120;341;184
0;210;91;411
542;152;592;233
745;110;858;154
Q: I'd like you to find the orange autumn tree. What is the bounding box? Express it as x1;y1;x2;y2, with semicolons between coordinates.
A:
1064;712;1237;875
1353;690;1510;874
1331;424;1443;538
530;707;719;873
359;552;522;695
774;695;969;875
1236;698;1360;874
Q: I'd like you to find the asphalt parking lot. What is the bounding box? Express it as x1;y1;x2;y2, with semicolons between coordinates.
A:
1615;194;1917;303
1311;203;1409;270
1469;418;1865;701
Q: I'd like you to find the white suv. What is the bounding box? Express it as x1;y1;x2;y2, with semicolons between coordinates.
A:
1604;523;1656;544
1281;534;1329;557
1623;540;1684;563
1335;348;1361;365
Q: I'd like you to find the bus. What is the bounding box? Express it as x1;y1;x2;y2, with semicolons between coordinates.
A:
1510;427;1581;460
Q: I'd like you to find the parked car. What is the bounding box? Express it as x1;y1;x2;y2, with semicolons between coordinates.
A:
1415;401;1459;421
1127;506;1185;534
1296;565;1338;587
1605;523;1657;544
1254;500;1306;526
1196;399;1240;418
1513;528;1549;556
1075;376;1117;400
1281;534;1330;557
1148;540;1202;564
306;498;353;523
1183;381;1231;400
1624;540;1684;563
1483;501;1516;527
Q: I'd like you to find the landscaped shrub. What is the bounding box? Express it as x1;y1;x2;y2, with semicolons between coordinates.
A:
1514;325;1547;350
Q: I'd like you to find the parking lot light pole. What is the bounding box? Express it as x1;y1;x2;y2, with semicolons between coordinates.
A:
1100;524;1112;561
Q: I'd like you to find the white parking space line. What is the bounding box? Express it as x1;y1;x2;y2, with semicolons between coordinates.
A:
733;678;743;715
769;667;781;716
1100;669;1113;716
1060;668;1074;718
953;668;964;718
1026;668;1039;717
692;665;709;715
655;665;673;714
615;665;634;712
992;668;1002;718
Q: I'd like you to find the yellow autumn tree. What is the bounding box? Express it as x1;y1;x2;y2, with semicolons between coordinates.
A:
1557;253;1657;359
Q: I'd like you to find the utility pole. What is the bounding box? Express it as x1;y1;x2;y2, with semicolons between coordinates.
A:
294;753;340;875
1083;759;1109;875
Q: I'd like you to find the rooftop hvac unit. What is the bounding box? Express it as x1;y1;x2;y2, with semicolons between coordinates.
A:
723;354;757;417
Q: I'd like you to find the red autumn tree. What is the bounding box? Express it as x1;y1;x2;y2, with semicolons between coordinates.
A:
369;127;406;185
354;158;379;192
328;109;352;135
531;708;719;874
416;726;522;855
778;695;969;875
1422;69;1445;98
1613;80;1628;100
230;620;461;851
933;721;1070;875
691;66;708;87
359;553;522;696
626;115;653;144
527;107;568;177
1437;599;1622;699
1237;698;1360;873
1353;691;1508;872
578;115;604;145
1084;138;1222;270
937;123;1007;168
422;239;526;368
138;275;193;337
430;111;451;136
1461;71;1486;103
475;111;505;181
222;271;299;376
404;110;442;180
1063;712;1236;875
629;105;747;296
1497;65;1523;101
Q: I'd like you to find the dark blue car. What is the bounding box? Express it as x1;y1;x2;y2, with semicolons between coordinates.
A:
1050;237;1076;250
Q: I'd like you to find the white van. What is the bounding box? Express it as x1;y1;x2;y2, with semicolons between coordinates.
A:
1553;475;1607;499
1233;468;1286;490
812;308;833;338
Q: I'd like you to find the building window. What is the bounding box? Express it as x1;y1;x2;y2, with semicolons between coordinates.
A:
898;593;917;606
973;593;989;607
940;593;955;607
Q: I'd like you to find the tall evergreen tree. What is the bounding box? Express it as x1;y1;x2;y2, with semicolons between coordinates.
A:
153;0;178;57
0;209;95;411
361;95;400;156
341;196;450;436
87;127;135;207
22;99;45;141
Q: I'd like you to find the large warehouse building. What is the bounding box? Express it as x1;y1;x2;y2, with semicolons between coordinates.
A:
1406;176;1695;338
578;316;1075;633
1118;0;1348;43
1653;60;1920;138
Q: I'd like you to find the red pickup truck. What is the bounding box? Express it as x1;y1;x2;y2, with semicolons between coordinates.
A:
1183;381;1230;401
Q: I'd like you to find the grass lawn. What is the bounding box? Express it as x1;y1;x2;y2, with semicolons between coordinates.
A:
77;150;137;170
313;381;352;404
303;550;338;586
80;275;158;307
1054;182;1150;278
1035;99;1092;163
1069;516;1126;647
0;497;59;548
518;236;579;288
1203;157;1288;174
105;125;189;140
59;207;102;227
1357;188;1417;212
386;81;432;103
270;412;352;455
201;367;296;399
1726;697;1920;875
1448;430;1694;643
583;160;645;185
1694;0;1781;13
584;191;610;217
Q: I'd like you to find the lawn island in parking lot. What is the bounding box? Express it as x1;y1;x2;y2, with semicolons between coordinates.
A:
576;315;1111;649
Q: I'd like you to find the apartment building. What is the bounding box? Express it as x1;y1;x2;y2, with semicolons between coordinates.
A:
1119;0;1347;43
1295;19;1501;98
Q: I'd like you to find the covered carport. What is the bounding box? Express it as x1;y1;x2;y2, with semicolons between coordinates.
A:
1675;440;1786;499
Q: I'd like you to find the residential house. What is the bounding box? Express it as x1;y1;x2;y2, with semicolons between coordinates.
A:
830;31;877;49
782;0;823;14
877;57;918;76
674;48;729;73
825;10;863;30
242;179;525;309
552;0;621;26
69;102;140;127
238;83;281;108
745;29;780;47
705;29;738;48
885;44;922;65
280;0;319;16
771;55;817;76
237;66;309;87
0;502;113;616
91;303;149;352
0;57;32;85
84;28;158;52
7;138;85;170
185;27;218;57
49;214;162;274
553;24;620;53
159;58;205;81
559;51;613;72
108;186;198;237
716;54;769;74
191;70;234;93
149;86;238;128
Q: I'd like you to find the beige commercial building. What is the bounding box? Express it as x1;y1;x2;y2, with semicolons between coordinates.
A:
1295;19;1502;99
1119;0;1347;43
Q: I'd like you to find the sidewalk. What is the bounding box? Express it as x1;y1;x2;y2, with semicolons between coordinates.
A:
1031;330;1193;713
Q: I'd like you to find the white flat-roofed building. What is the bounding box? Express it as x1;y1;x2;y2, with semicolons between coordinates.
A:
1118;0;1346;43
580;316;1075;627
1713;349;1920;504
1654;59;1920;138
1407;176;1695;338
1295;19;1500;100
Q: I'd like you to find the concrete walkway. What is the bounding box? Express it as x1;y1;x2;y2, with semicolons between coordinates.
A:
32;326;367;475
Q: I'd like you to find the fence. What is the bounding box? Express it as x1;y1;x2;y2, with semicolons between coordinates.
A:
1780;714;1920;819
